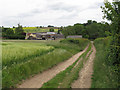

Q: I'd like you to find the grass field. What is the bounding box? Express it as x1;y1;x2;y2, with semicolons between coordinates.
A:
91;37;118;88
2;42;54;69
22;27;58;33
12;27;58;33
2;38;89;88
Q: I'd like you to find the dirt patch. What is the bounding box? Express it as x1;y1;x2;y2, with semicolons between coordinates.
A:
71;43;96;88
17;45;89;88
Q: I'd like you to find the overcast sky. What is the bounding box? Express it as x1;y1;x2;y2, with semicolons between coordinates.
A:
0;0;113;27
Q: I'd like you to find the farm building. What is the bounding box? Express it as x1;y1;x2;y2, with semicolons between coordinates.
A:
66;35;82;38
25;32;64;40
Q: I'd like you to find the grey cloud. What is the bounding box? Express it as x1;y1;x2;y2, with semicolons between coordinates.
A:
1;17;20;27
48;2;79;12
16;2;79;18
58;12;78;19
87;2;104;10
17;8;43;18
18;13;34;18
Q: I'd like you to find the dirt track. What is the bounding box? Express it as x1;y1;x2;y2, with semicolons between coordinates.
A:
18;45;89;88
71;42;96;88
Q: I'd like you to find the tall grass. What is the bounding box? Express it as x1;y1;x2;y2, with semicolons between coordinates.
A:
2;42;54;69
2;49;73;88
2;38;89;88
91;37;118;88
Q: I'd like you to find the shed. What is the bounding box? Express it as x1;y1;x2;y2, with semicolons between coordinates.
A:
67;35;82;38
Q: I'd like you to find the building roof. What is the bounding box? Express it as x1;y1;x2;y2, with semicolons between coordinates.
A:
47;32;56;34
67;35;82;38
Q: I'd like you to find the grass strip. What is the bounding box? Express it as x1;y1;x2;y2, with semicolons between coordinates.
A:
91;38;118;88
59;43;92;88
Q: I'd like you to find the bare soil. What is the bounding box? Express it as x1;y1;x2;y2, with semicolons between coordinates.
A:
17;45;89;88
71;42;96;88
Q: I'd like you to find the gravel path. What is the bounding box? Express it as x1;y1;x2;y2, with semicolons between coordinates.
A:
17;45;89;88
71;42;96;88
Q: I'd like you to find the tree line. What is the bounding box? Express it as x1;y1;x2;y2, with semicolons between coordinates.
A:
61;20;111;40
2;24;26;39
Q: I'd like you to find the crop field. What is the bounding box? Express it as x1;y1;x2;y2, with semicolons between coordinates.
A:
12;27;58;33
2;38;89;88
2;42;54;69
23;27;58;33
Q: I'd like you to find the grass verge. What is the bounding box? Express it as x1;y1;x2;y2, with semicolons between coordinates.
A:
91;37;118;88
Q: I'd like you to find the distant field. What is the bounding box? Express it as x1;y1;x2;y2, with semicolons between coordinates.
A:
12;27;59;33
23;27;58;33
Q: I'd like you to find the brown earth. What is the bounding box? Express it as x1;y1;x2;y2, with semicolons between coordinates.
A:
17;45;89;88
71;42;96;88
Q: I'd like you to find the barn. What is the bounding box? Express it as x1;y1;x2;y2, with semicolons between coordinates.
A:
25;32;64;40
66;35;82;38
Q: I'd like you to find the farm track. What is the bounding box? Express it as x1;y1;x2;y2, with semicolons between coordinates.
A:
17;44;89;88
71;42;96;88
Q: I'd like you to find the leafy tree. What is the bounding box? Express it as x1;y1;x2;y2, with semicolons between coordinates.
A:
101;0;120;66
48;25;54;27
15;24;24;35
61;20;110;39
101;1;120;87
81;29;89;38
73;24;84;35
87;20;93;25
85;23;99;39
40;26;42;28
2;28;14;39
6;28;14;35
58;26;63;34
49;28;54;32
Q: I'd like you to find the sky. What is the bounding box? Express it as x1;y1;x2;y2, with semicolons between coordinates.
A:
0;0;113;27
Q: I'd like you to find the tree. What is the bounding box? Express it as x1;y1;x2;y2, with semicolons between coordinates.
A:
85;23;99;39
14;24;25;39
87;20;93;25
58;26;63;34
101;0;120;76
49;28;54;32
48;25;54;27
15;24;24;35
73;24;84;35
2;28;14;38
40;26;42;28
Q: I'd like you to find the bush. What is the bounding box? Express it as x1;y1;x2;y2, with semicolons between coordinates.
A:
91;37;119;88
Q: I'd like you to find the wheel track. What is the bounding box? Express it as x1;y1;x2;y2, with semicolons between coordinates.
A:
17;44;89;88
71;42;96;88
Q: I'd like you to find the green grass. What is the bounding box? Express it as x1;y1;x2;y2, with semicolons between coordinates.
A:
2;42;54;69
2;38;89;88
91;37;118;88
41;43;92;88
2;49;73;88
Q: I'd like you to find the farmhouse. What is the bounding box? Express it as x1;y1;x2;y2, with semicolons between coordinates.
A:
66;35;82;38
25;32;64;40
